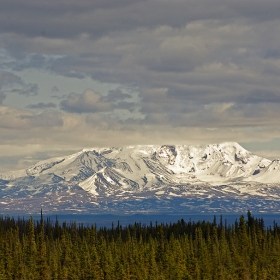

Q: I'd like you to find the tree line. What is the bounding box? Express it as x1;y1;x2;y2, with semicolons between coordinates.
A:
0;211;279;279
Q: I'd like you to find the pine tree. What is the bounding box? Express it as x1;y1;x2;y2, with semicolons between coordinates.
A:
37;222;49;280
25;217;38;279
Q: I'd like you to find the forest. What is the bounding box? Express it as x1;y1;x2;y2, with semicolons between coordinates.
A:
0;212;279;279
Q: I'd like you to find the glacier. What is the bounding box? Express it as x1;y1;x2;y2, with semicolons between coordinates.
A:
0;142;280;214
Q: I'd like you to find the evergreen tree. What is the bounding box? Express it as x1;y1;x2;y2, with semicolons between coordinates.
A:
1;213;280;279
25;217;38;279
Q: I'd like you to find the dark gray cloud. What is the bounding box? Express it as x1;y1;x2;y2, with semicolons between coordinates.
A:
47;54;120;80
60;89;112;113
51;86;59;92
24;18;277;114
60;88;136;114
1;0;280;132
238;90;280;104
0;70;23;86
265;49;280;60
26;102;57;109
12;83;39;96
51;94;68;100
10;54;47;71
1;0;280;41
0;71;40;100
164;87;280;106
0;71;36;102
106;89;136;112
107;89;132;102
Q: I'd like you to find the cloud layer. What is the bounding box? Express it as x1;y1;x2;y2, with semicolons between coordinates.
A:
1;0;280;171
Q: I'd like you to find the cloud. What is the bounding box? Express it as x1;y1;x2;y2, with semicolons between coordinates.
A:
137;85;280;127
19;111;63;127
2;0;280;173
26;102;57;109
11;83;39;96
60;89;112;113
106;88;132;102
265;49;280;60
0;71;39;99
0;71;22;103
60;88;136;114
0;106;63;129
0;145;81;173
1;1;280;115
51;86;59;92
106;88;136;112
1;0;280;42
7;54;47;71
0;71;23;86
0;92;6;104
1;102;280;173
11;19;275;112
51;94;68;100
238;89;280;104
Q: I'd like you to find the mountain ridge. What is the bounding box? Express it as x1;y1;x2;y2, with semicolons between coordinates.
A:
0;142;280;214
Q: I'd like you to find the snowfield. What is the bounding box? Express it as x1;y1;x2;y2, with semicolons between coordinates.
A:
1;142;280;214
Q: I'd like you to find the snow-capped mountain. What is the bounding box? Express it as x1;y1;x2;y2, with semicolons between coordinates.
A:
0;142;280;214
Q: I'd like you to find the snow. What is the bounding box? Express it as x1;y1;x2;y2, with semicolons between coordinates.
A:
155;191;165;195
168;192;182;197
1;141;280;214
79;175;98;196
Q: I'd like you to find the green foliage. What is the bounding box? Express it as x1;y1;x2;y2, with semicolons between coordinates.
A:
0;213;280;279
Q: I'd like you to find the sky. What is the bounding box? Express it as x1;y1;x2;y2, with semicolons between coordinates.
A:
1;0;280;172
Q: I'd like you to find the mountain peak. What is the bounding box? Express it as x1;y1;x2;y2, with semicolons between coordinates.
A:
0;141;271;182
1;141;280;214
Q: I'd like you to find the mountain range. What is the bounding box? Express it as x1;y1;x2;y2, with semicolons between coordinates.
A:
1;142;280;214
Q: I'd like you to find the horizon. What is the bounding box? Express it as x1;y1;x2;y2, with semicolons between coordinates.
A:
1;1;280;172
